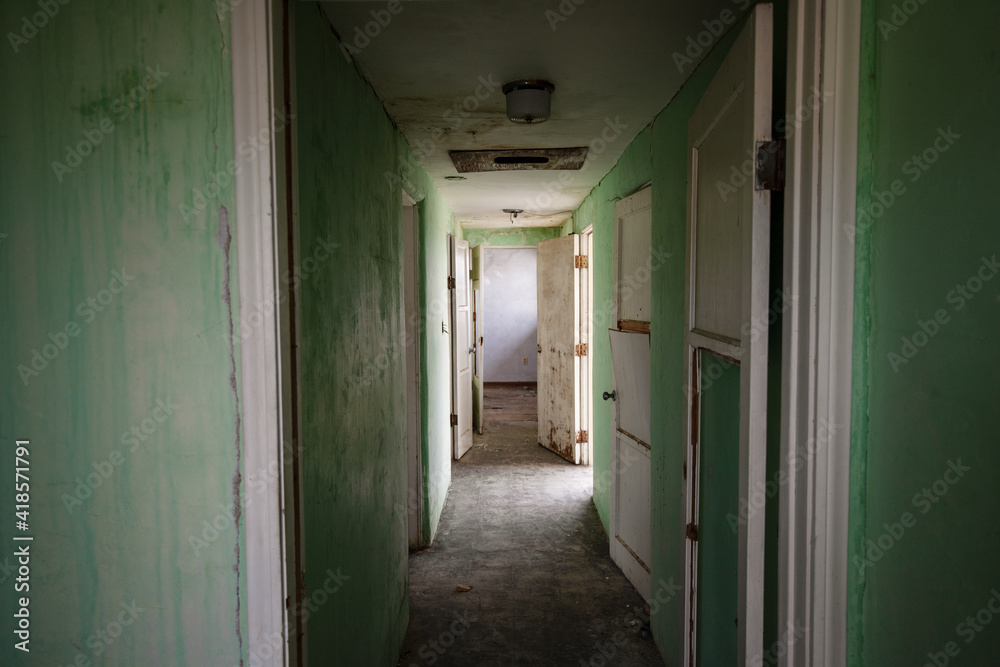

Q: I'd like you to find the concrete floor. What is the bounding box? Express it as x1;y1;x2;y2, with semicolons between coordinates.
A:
398;416;664;666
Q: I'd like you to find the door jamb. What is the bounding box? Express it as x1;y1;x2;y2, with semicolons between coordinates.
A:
778;0;860;664
231;0;299;665
402;191;423;551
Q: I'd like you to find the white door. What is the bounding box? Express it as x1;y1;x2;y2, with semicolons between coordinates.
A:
471;244;484;435
536;235;582;464
609;329;652;600
682;5;773;666
608;186;653;600
451;237;473;459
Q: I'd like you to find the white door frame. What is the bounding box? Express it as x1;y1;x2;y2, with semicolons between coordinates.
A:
778;0;860;664
402;191;423;550
231;0;298;665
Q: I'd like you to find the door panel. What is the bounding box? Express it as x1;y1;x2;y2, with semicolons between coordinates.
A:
683;5;773;666
609;329;652;600
452;238;473;459
613;186;652;329
536;235;580;463
695;353;741;666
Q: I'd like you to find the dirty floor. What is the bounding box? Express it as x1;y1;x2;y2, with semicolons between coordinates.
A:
398;391;663;666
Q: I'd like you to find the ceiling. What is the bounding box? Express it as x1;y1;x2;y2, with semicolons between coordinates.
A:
317;0;740;228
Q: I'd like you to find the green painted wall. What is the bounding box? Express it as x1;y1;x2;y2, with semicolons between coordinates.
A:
462;226;561;248
294;5;457;663
850;0;1000;664
0;1;246;664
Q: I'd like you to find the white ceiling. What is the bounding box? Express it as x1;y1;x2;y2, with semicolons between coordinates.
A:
317;0;741;228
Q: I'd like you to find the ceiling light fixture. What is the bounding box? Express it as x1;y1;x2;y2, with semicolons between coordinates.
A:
502;80;555;124
503;208;524;224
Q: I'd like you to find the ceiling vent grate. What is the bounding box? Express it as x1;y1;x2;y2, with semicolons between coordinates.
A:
449;147;588;173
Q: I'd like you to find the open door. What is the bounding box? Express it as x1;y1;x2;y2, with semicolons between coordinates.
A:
682;5;773;666
471;244;484;435
451;237;473;459
536;235;582;463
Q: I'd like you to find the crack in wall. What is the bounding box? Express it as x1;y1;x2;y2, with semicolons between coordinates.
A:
217;205;245;666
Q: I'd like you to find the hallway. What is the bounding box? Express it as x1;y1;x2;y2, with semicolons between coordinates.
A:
399;391;662;666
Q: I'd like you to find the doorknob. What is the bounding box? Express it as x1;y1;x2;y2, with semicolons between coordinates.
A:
603;390;616;401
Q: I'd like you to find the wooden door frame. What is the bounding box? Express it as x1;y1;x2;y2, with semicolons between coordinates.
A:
778;0;860;664
231;0;299;665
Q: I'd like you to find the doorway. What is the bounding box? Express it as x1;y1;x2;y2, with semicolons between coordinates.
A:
403;193;423;550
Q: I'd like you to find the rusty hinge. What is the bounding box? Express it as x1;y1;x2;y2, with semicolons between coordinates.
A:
450;413;458;427
755;139;786;191
686;523;699;542
447;276;456;289
574;254;588;269
576;430;588;444
575;343;588;356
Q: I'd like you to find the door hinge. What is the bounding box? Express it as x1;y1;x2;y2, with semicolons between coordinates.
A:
450;413;458;427
755;139;786;191
686;522;699;542
576;430;588;444
574;254;589;269
447;276;456;289
575;343;588;356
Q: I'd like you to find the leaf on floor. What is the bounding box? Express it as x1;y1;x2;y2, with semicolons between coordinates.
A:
454;584;473;593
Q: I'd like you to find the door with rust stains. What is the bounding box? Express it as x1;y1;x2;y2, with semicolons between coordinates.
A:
536;234;582;464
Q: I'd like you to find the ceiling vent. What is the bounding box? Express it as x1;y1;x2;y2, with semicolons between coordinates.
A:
449;147;588;173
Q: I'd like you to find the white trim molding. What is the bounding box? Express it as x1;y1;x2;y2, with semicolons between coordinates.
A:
231;0;296;665
779;0;860;665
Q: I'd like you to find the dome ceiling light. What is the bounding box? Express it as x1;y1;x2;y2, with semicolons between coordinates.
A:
502;80;555;124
